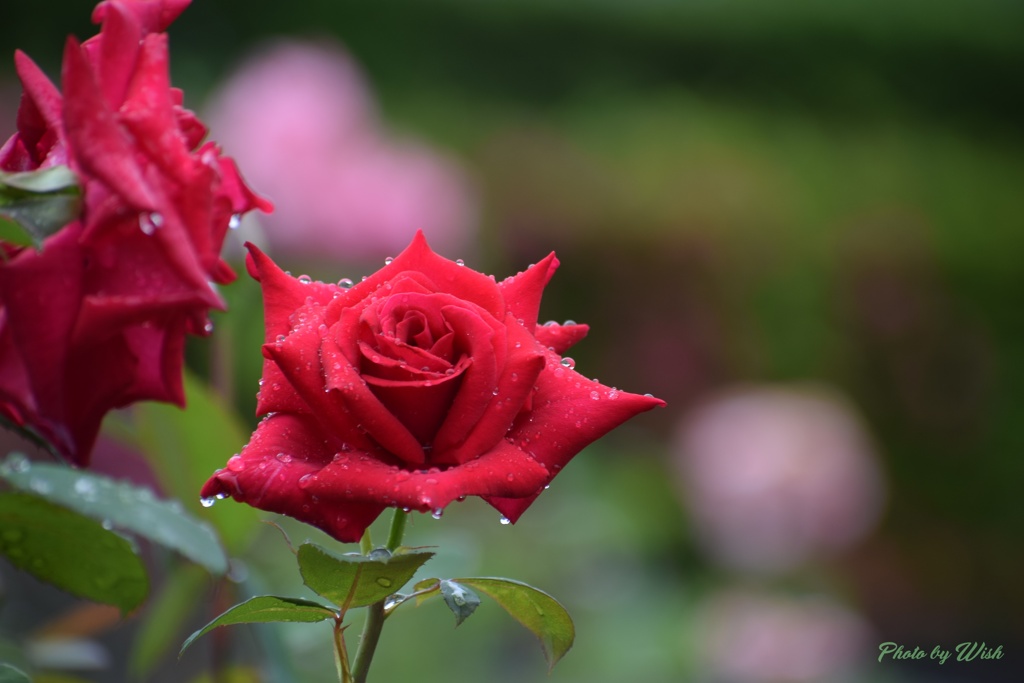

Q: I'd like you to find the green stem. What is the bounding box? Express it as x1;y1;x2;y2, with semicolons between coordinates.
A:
333;618;353;683
351;509;409;683
360;527;373;556
385;509;408;552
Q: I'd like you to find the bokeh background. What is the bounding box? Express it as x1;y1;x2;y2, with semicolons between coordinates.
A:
2;0;1022;681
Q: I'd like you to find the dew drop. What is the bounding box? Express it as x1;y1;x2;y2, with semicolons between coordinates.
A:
375;577;393;588
226;455;245;472
563;319;577;326
203;320;215;334
384;256;394;265
298;473;316;488
338;277;354;289
275;334;286;344
228;213;242;229
275;453;293;463
74;478;97;497
200;496;217;508
499;516;511;525
138;212;163;235
431;508;444;520
455;259;465;266
4;453;30;473
560;357;575;369
590;390;600;400
297;274;312;284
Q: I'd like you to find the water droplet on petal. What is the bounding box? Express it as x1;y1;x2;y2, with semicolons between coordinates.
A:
275;453;293;463
455;259;465;266
385;256;394;265
228;213;242;229
431;508;444;519
226;455;245;472
499;516;511;525
563;319;576;326
338;278;354;289
590;390;600;400
297;274;312;284
200;496;217;508
560;357;575;369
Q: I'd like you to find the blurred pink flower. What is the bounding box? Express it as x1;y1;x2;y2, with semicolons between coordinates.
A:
205;41;475;260
674;385;885;573
698;589;870;683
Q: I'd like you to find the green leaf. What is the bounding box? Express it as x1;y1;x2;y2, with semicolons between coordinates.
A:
297;543;433;610
439;579;480;627
0;454;227;576
0;166;79;193
0;663;31;683
130;370;260;554
0;195;80;248
455;578;575;671
0;492;147;613
0;167;81;249
180;596;336;656
412;578;441;605
129;564;208;678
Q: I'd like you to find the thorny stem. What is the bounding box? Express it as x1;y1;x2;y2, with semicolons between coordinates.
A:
333;617;352;683
351;508;409;683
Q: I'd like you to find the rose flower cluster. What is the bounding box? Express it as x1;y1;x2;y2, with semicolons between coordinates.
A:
202;233;664;541
0;0;270;465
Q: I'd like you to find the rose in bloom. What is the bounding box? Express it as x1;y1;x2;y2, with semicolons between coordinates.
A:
0;0;271;465
202;233;663;541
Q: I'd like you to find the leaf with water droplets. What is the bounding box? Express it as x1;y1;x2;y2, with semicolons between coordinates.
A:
179;595;336;657
439;579;480;627
0;492;147;613
296;542;433;610
0;454;227;576
454;577;574;671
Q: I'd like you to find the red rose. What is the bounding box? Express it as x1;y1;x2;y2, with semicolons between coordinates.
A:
202;233;664;542
0;0;271;464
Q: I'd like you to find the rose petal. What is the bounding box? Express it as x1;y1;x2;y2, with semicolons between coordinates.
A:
317;332;426;466
304;438;550;512
245;243;336;344
13;51;64;146
533;322;589;355
484;350;665;522
432;312;545;465
201;413;385;542
92;0;191;33
91;0;142;110
496;251;558;333
342;231;504;320
62;36;156;211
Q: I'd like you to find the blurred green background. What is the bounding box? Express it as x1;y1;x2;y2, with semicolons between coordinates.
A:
2;0;1023;681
